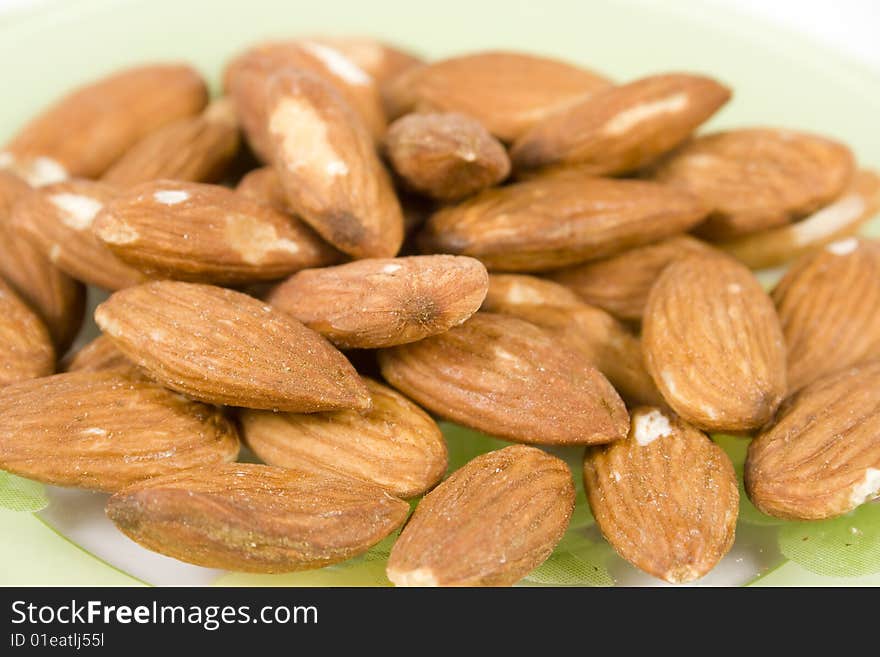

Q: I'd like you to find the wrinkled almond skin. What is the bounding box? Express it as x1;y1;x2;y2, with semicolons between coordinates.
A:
718;169;880;270
10;179;147;290
584;407;738;583
101;99;240;187
0;278;54;386
241;377;447;498
1;64;207;182
383;51;611;142
650;128;855;240
420;173;707;271
642;253;787;431
387;445;574;586
482;274;663;407
95;281;371;412
267;255;488;349
267;70;404;259
745;360;880;520
772;238;880;393
61;334;131;373
547;235;714;322
384;112;510;201
0;370;240;491
107;463;409;572
236;165;295;214
511;73;730;176
93;180;341;284
379;312;629;445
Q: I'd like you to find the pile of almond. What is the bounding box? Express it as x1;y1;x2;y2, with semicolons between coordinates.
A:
1;38;878;586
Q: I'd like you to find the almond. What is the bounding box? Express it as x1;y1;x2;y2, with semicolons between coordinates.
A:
10;179;147;290
642;253;787;431
649;128;855;240
547;235;714;322
61;334;131;373
772;237;880;392
101;98;240;187
386;445;574;586
384;112;510;201
267;255;488;348
241;377;447;498
378;312;629;445
717;169;880;270
95;281;371;412
511;73;730;176
93;180;341;284
267;69;404;259
745;360;880;520
0;370;239;491
107;463;409;572
383;51;611;141
419;173;707;271
584;407;738;583
236;165;295;214
0;278;54;386
1;64;207;183
303;35;423;87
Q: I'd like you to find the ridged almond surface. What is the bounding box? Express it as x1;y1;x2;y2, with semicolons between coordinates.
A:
650;128;855;240
1;64;207;182
93;180;341;284
745;360;880;520
642;253;787;431
267;69;404;258
420;173;707;271
378;312;629;445
584;407;738;583
0;278;54;386
383;51;611;141
547;235;714;322
95;281;371;412
511;73;730;176
10;179;147;290
62;334;131;373
387;445;575;586
107;463;409;572
772;237;880;392
384;112;510;201
267;255;488;349
0;370;239;491
241;377;447;498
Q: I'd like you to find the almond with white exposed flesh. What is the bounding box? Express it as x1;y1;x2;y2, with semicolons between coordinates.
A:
241;377;447;498
267;255;488;348
304;35;423;88
107;463;409;572
95;281;370;412
642;253;787;431
547;235;714;322
420;173;707;271
10;179;147;290
379;312;629;445
0;370;239;491
384;112;510;201
745;360;880;520
650;128;855;240
0;278;54;386
62;334;131;373
383;51;611;141
93;180;341;284
1;64;207;183
387;445;574;586
267;70;404;258
511;73;730;176
584;407;738;583
772;237;880;392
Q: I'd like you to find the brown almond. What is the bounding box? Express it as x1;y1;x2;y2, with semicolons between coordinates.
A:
236;165;295;214
387;445;574;586
0;278;55;386
108;463;408;572
643;253;787;431
584;407;738;583
95;281;371;412
267;255;488;349
0;370;240;491
61;334;131;373
378;312;629;445
303;35;423;88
